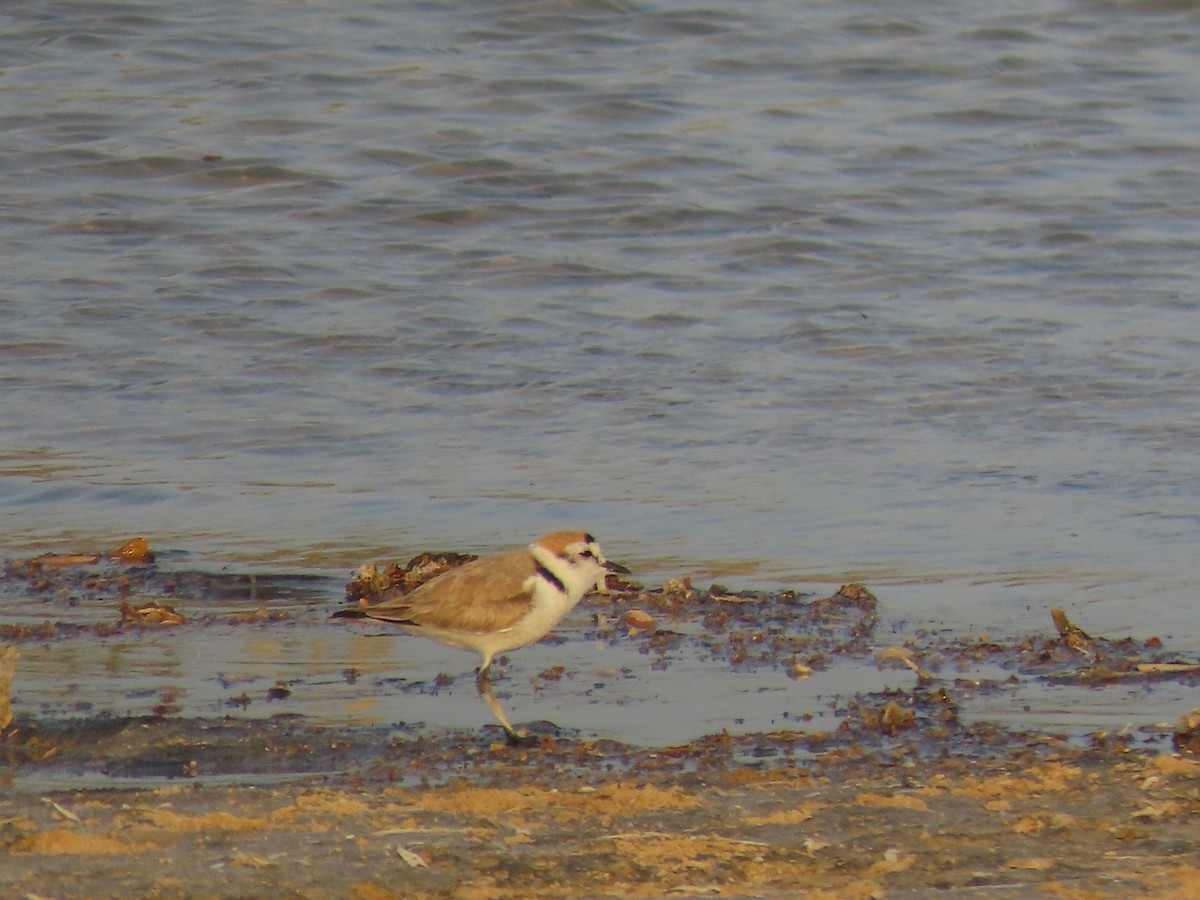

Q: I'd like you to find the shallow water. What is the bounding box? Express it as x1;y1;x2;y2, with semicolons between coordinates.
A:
3;0;1200;648
7;564;1194;780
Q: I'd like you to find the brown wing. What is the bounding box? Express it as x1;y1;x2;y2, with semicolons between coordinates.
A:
359;548;536;634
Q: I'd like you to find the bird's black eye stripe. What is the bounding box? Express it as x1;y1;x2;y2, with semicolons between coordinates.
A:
580;549;595;559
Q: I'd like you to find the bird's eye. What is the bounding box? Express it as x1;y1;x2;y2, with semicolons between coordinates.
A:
580;549;595;559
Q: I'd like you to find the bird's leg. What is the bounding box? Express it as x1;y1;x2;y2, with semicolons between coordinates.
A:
476;665;534;746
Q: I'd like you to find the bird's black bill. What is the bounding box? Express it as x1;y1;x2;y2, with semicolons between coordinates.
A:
604;560;631;575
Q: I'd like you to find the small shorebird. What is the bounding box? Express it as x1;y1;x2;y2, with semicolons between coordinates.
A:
334;531;628;744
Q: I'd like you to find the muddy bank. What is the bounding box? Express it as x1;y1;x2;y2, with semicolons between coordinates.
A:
4;725;1200;898
4;544;1200;896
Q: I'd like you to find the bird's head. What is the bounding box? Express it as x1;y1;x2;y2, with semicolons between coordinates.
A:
532;531;630;595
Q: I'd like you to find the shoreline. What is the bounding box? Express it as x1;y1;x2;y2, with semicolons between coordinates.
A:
4;717;1200;898
4;548;1200;895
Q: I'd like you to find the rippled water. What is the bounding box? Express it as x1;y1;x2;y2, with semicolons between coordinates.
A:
3;0;1200;640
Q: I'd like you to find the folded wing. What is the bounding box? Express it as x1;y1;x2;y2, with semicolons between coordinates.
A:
357;548;536;634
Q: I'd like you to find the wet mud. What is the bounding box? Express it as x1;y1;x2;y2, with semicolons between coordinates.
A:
4;543;1200;897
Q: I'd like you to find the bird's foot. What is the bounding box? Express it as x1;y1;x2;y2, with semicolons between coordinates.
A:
503;727;540;748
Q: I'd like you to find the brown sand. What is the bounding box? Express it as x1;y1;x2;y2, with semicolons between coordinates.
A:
4;734;1200;898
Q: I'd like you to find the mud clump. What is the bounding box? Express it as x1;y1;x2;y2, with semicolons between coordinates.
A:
344;551;479;607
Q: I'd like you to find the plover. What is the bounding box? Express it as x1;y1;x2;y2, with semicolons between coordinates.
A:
334;531;628;743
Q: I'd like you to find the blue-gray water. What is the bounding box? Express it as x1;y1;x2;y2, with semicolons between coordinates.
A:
4;0;1200;641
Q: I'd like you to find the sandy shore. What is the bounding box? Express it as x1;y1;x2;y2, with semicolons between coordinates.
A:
5;549;1200;896
4;721;1200;898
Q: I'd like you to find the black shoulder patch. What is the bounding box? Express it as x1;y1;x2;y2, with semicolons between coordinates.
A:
535;561;566;594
